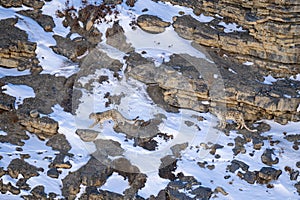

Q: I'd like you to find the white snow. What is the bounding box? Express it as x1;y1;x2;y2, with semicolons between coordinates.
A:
290;74;300;81
2;83;35;108
243;61;254;66
101;172;129;194
0;0;300;199
0;68;31;78
228;68;237;74
263;75;277;85
219;21;246;33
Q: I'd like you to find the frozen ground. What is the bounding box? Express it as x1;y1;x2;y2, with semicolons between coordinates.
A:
0;0;299;199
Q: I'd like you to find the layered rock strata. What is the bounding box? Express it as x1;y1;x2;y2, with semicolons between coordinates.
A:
158;0;300;75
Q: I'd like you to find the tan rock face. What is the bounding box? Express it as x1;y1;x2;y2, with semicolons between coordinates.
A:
125;52;300;124
0;18;39;70
19;115;58;136
161;0;300;75
137;14;171;34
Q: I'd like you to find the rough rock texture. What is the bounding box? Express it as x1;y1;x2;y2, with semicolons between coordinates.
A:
160;0;300;75
261;148;279;166
0;0;45;9
228;160;282;184
19;115;58;137
51;35;90;61
0;179;21;195
137;14;171;34
152;173;212;200
125;52;300;125
0;18;40;71
105;21;134;52
7;158;42;179
17;10;55;32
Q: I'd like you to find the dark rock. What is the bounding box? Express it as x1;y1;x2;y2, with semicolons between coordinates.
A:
197;161;208;168
227;159;249;173
257;167;282;184
191;186;213;200
30;185;47;199
51;35;90;61
47;168;60;179
0;110;29;146
290;170;299;181
233;136;246;155
80;189;125;200
295;182;300;195
242;171;257;184
16;178;30;190
159;155;177;180
0;167;5;177
22;0;44;9
284;134;300;142
126;0;136;7
105;21;134;52
103;0;123;4
7;182;20;195
76;129;99;142
253;137;264;150
1;73;76;114
49;154;72;169
261;148;279;166
62;157;113;199
168;0;300;74
46;134;71;154
93;139;124;157
137;14;171;34
17;10;55;32
0;18;39;71
0;0;22;7
0;93;15;111
296;161;300;168
167;189;194;200
146;84;179;113
7;158;42;179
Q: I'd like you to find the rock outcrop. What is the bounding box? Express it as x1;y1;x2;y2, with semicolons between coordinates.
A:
137;14;171;34
0;0;45;9
125;52;300;125
0;18;40;72
159;0;300;75
17;10;55;32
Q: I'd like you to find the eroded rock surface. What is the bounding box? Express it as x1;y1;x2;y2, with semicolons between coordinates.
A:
17;10;55;32
161;0;300;75
0;18;40;72
125;51;300;125
137;14;171;34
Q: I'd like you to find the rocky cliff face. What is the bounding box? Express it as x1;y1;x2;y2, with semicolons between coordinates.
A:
159;0;300;76
0;18;40;72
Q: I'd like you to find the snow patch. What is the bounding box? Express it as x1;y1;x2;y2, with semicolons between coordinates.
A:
2;83;35;108
263;75;277;85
